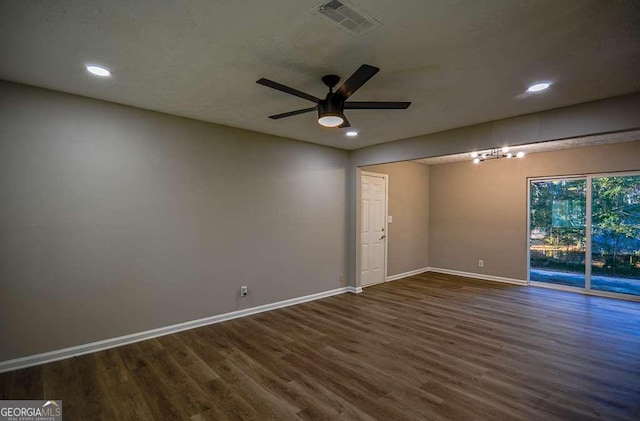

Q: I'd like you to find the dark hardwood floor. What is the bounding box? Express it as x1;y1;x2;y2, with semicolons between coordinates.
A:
2;272;640;420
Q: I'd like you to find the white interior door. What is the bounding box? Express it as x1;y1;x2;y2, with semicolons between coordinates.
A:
360;173;387;286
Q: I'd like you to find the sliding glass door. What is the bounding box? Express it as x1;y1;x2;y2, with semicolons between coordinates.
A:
529;173;640;298
529;179;587;288
590;175;640;296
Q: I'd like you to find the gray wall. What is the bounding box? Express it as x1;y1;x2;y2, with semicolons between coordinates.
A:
351;93;640;166
0;81;349;361
361;162;429;277
3;79;640;362
429;140;640;280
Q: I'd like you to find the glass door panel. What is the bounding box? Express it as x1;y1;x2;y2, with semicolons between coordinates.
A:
530;179;587;288
591;175;640;296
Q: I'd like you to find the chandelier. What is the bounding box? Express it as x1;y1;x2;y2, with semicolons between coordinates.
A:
471;147;525;164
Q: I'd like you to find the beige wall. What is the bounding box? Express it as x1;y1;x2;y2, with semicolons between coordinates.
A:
347;93;640;285
361;162;429;277
0;81;349;361
428;140;640;280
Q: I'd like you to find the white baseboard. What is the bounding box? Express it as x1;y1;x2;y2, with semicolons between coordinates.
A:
0;286;353;373
427;267;527;286
385;267;430;282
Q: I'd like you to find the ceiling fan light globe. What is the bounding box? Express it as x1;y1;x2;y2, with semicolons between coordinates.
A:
318;115;344;127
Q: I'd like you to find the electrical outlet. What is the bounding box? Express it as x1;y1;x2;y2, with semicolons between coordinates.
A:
338;273;344;283
240;286;248;297
478;260;484;268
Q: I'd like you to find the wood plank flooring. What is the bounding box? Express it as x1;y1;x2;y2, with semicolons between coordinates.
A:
2;272;640;420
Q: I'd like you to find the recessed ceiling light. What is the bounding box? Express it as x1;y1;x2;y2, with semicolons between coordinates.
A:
86;65;111;77
526;82;551;93
346;131;358;137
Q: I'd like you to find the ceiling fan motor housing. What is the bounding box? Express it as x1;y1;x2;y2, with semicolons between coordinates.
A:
318;95;345;120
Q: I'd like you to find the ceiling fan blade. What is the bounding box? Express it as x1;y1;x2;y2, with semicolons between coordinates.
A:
257;78;320;103
334;64;379;101
344;101;411;109
338;116;351;128
268;107;317;119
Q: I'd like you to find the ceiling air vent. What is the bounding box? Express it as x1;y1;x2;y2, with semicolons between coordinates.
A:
312;0;381;37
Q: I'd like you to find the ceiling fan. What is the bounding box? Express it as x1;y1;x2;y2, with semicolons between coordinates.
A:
257;64;411;128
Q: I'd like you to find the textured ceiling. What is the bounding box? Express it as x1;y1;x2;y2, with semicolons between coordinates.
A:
1;0;639;150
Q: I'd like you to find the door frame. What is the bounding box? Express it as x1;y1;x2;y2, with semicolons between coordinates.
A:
526;170;640;302
356;169;389;288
